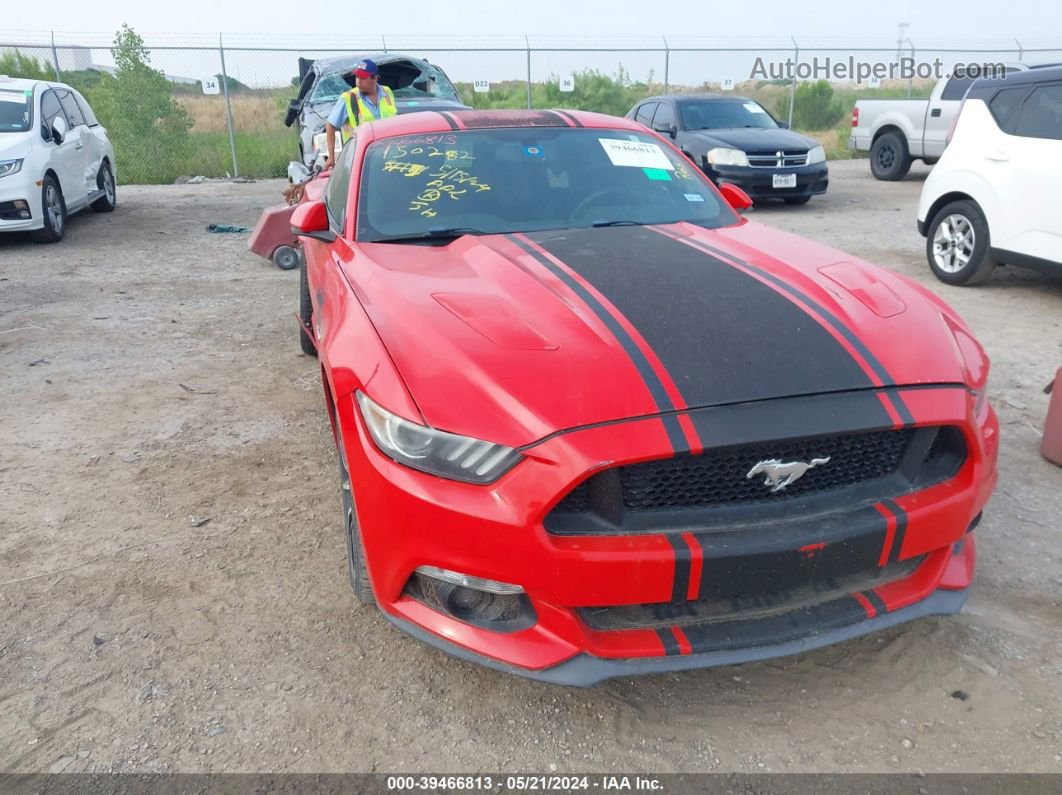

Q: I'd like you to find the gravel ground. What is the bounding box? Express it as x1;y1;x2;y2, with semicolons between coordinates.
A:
1;160;1060;775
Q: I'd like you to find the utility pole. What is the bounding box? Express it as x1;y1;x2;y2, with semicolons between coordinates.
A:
896;23;909;63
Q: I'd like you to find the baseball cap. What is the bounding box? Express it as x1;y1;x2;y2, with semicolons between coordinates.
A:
350;59;379;78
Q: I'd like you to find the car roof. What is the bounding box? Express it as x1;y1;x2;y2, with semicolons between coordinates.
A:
311;53;430;74
968;64;1062;98
363;109;646;138
638;93;755;104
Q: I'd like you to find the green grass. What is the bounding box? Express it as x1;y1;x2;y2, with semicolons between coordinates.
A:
116;130;296;184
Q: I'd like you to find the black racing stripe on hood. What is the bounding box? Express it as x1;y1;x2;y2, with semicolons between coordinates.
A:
436;111;460;130
653;227;916;426
528;226;881;411
552;109;584;127
504;234;689;453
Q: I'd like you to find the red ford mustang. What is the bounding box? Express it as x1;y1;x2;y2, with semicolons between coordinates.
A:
291;109;998;686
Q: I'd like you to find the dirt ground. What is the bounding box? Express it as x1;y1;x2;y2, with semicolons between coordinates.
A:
1;160;1060;775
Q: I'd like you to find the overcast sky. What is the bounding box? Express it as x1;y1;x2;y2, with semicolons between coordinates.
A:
10;0;1062;42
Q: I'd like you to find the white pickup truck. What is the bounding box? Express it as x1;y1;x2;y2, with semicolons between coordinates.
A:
849;64;1049;180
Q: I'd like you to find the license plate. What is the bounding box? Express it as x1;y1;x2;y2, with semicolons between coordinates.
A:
772;173;797;189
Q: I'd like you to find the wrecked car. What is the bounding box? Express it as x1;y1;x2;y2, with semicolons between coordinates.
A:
284;54;469;167
288;108;998;686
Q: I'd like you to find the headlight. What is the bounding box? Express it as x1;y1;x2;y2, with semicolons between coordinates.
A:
706;147;749;167
0;159;23;178
355;391;523;484
807;145;826;164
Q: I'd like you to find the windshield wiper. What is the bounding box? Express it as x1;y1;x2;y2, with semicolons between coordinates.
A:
588;220;646;228
368;227;489;244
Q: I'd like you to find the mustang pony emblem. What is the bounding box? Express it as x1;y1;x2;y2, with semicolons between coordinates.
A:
746;457;831;493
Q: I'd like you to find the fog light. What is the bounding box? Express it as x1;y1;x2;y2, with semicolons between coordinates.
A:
447;586;494;620
407;567;535;632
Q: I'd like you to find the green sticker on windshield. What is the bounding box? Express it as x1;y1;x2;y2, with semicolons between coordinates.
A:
643;168;672;181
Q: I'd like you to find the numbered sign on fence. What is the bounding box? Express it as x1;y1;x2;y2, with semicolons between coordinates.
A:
473;80;491;93
201;76;221;95
559;76;575;93
720;77;736;91
868;76;882;88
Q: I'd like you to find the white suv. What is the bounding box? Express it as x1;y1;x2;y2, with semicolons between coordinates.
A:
917;66;1062;285
0;75;117;243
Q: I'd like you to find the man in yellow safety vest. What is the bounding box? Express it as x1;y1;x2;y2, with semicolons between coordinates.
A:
323;59;397;169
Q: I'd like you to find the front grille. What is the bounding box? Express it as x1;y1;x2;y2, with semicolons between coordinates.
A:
746;149;809;167
547;425;965;534
578;556;923;631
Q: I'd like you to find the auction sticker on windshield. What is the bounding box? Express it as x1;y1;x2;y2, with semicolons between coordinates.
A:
598;138;674;171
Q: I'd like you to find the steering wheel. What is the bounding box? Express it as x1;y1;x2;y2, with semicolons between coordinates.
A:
570;187;646;222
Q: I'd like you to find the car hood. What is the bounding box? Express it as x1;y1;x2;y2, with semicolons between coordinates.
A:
349;223;969;447
687;127;819;151
0;132;33;160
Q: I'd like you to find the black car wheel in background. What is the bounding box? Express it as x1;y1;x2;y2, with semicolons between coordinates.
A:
628;94;829;204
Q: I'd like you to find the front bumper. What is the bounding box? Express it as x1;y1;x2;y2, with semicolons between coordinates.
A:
702;161;829;200
0;179;41;232
337;385;998;684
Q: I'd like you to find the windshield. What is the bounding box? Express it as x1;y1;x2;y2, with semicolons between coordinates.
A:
680;100;778;130
310;62;460;105
0;88;33;133
390;63;460;101
356;128;737;242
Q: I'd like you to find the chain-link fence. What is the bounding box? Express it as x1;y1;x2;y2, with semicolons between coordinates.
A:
3;31;1060;183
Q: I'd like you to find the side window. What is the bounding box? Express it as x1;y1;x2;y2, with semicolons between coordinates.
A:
988;87;1030;133
326;137;357;230
56;90;86;127
39;90;66;140
940;76;974;102
74;92;99;127
651;102;675;131
1013;84;1062;140
634;102;658;127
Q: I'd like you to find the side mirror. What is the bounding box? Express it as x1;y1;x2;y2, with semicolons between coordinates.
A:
718;183;753;211
284;99;301;128
655;124;676;139
777;121;790;130
291;200;336;243
50;115;68;144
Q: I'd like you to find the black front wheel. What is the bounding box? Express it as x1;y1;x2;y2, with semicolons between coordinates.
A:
338;432;375;605
870;132;912;181
31;176;66;243
298;254;317;356
925;200;997;286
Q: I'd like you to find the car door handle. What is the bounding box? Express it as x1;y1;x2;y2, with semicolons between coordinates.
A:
985;150;1010;162
930;108;942;117
74;142;84;150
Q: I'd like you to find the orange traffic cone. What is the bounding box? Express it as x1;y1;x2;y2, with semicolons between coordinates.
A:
1041;368;1062;467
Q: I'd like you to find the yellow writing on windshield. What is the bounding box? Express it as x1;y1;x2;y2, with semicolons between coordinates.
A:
383;161;429;177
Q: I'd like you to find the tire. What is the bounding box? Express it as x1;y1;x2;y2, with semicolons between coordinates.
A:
298;253;317;356
925;200;997;286
870;132;912;181
90;161;117;212
31;175;66;243
338;432;374;605
273;244;299;270
784;196;811;205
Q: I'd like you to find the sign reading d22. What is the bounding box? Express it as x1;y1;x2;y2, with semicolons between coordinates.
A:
201;76;221;95
559;76;575;93
473;80;491;93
